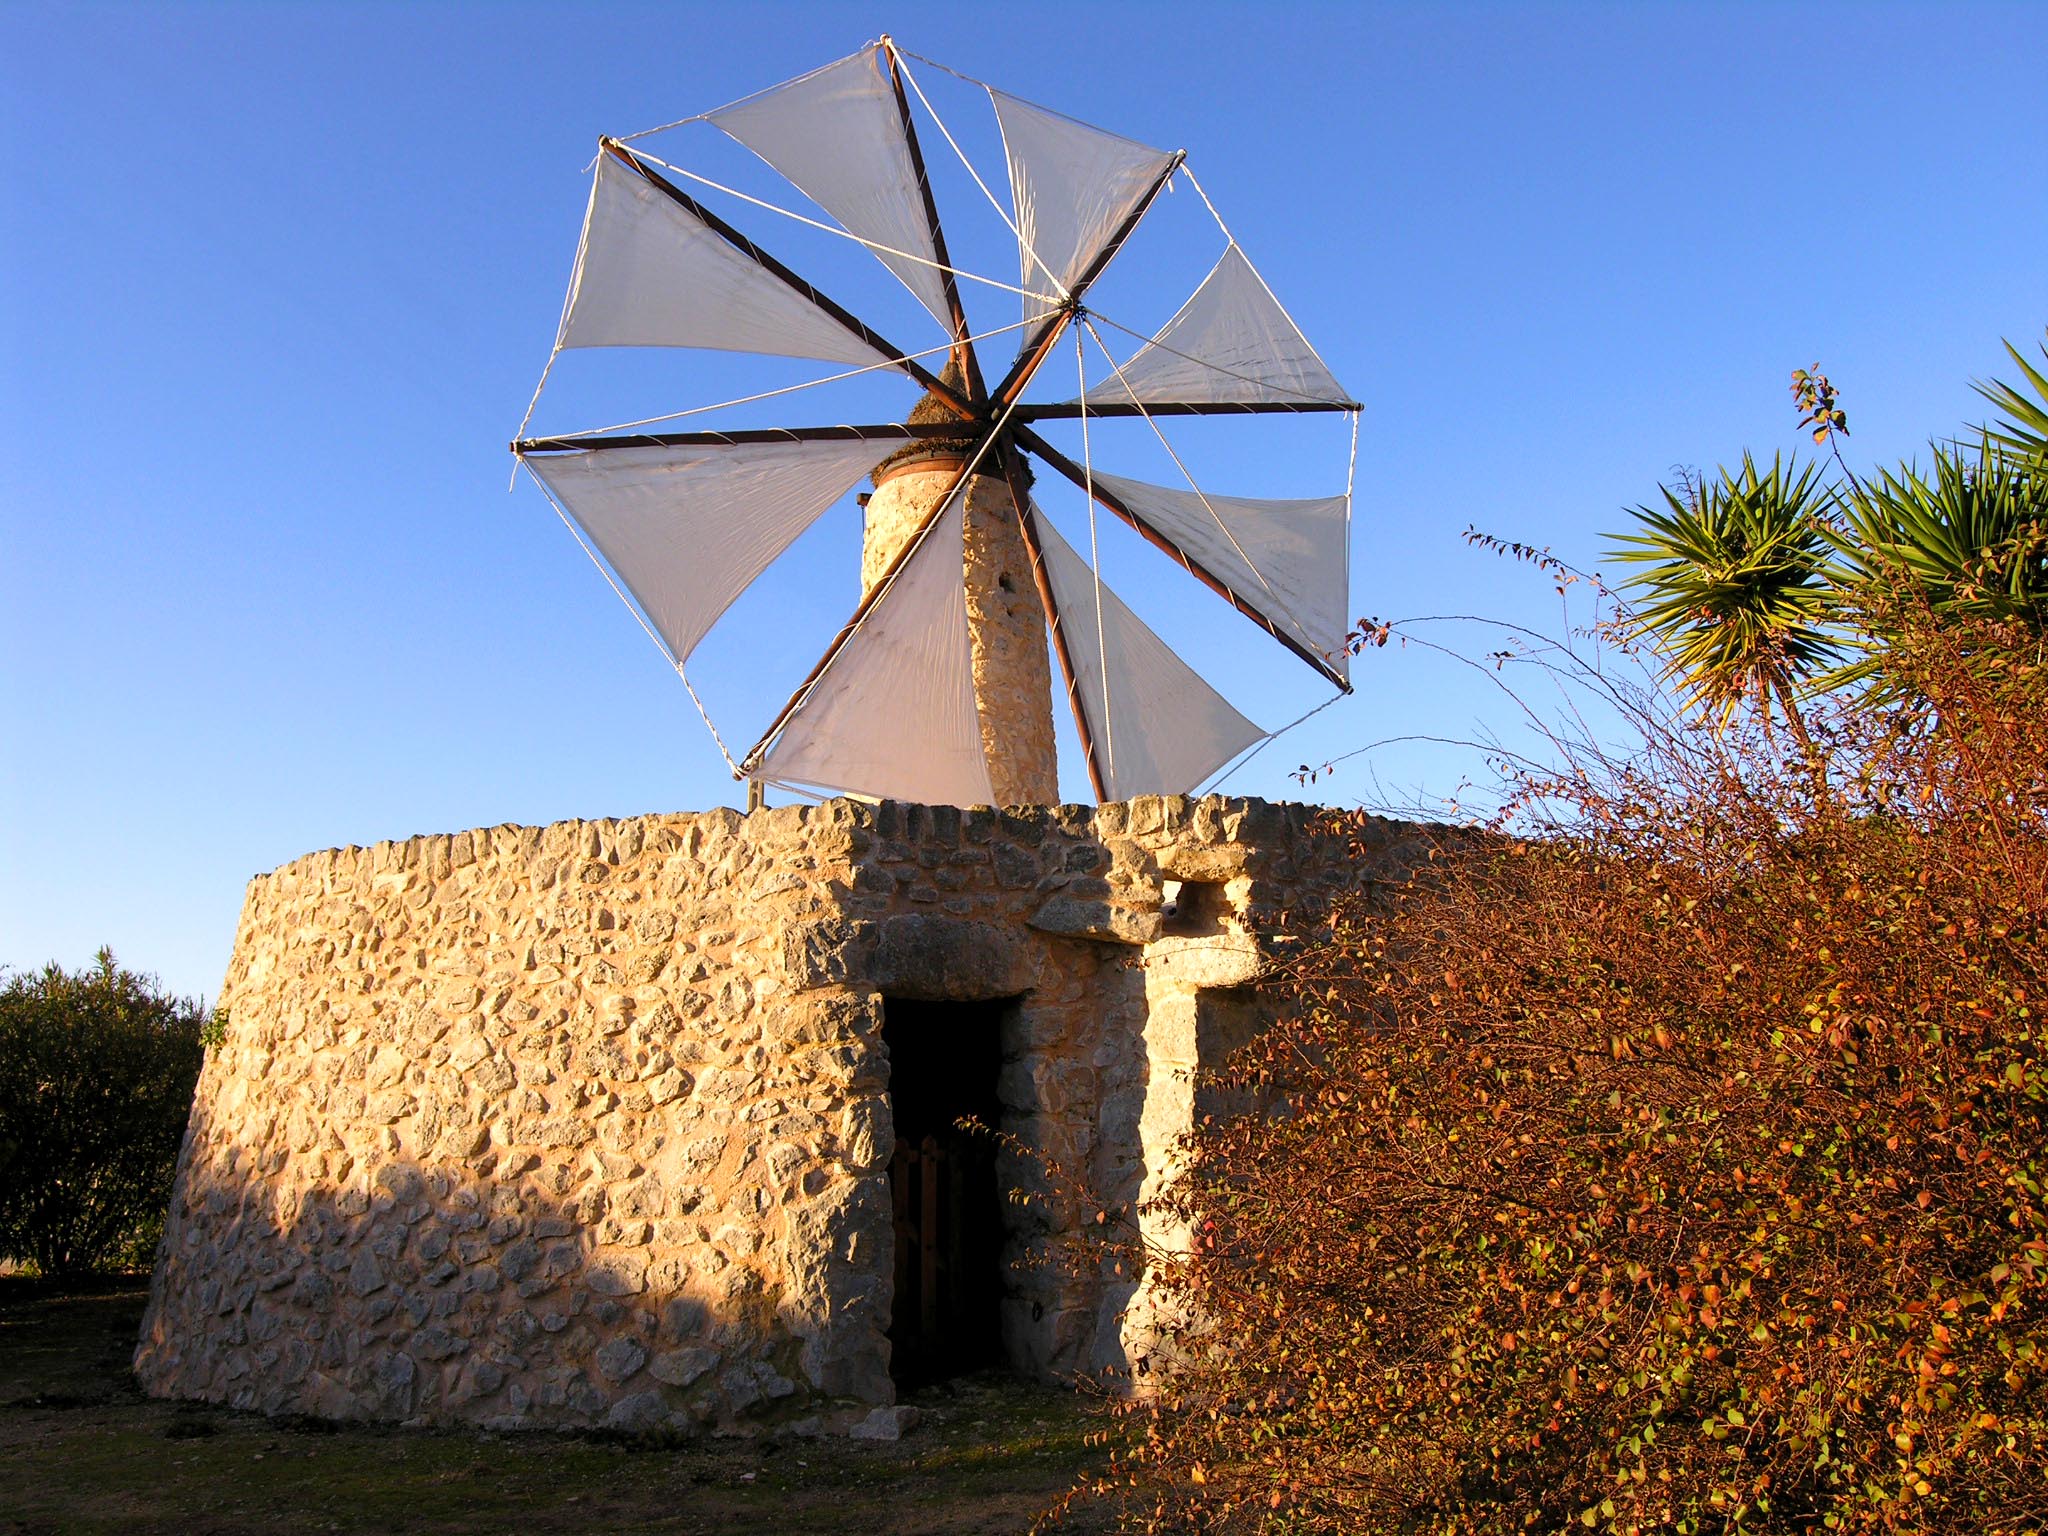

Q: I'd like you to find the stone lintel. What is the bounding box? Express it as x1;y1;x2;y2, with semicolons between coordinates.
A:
781;915;1039;998
1027;896;1164;946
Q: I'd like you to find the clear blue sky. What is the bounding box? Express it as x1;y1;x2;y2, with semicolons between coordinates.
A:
4;1;2042;1003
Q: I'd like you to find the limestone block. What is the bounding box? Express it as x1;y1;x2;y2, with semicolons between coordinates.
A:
781;914;1035;998
1142;934;1263;989
838;1099;891;1173
992;842;1041;889
587;1252;648;1296
594;1338;647;1383
604;1390;669;1432
1153;842;1250;884
779;918;872;990
850;1404;920;1441
347;1252;387;1297
410;1327;465;1362
373;1352;417;1416
649;1346;716;1387
865;915;1037;998
1028;897;1163;946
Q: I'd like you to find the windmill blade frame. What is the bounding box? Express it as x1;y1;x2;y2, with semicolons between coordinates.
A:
513;38;1361;808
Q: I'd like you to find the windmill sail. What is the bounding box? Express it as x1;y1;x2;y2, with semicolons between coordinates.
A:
755;497;994;806
989;89;1178;330
1088;470;1352;682
519;43;1359;810
1092;245;1348;405
709;48;955;331
1036;509;1265;798
524;438;894;664
557;153;884;365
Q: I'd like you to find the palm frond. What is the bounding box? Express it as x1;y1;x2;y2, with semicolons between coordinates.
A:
1835;441;2048;629
1971;332;2048;465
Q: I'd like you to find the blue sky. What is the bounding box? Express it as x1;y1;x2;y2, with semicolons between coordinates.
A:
3;1;2043;1002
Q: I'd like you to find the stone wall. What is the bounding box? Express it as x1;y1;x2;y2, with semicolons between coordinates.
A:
136;795;1434;1435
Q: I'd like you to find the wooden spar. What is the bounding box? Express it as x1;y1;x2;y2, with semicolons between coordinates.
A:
989;149;1186;408
738;433;994;775
997;309;1078;415
1065;148;1184;303
602;141;979;425
880;41;986;407
513;422;955;455
998;439;1106;803
1015;399;1362;420
1011;421;1351;693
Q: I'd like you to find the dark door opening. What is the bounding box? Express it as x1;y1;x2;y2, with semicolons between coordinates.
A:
882;996;1009;1389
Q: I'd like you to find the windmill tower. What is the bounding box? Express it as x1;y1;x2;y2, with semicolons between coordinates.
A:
862;362;1057;805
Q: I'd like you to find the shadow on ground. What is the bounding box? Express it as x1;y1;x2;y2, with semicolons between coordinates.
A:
0;1280;1117;1535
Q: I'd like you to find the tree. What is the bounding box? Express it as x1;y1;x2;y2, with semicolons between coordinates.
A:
1974;334;2048;465
1067;454;2048;1536
1607;452;1841;753
1825;442;2048;701
1612;335;2048;723
0;950;210;1276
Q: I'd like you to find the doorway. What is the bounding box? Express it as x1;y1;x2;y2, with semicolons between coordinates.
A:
881;996;1010;1389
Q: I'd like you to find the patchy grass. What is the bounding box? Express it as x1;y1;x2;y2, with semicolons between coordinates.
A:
0;1279;1116;1534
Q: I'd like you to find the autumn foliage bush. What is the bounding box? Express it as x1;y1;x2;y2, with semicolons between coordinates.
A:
1065;602;2047;1534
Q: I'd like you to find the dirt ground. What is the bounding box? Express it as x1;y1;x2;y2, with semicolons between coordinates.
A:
0;1279;1122;1535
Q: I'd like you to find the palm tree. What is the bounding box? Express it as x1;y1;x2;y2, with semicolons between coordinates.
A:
1973;332;2048;466
1608;453;1843;751
1834;443;2048;631
1818;337;2048;701
1609;338;2047;748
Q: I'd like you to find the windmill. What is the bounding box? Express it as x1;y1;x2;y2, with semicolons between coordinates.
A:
512;38;1360;809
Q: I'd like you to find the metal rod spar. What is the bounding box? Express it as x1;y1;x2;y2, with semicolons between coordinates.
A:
738;422;1006;775
880;40;986;407
989;149;1186;408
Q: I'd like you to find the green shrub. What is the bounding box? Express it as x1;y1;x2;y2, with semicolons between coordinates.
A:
0;950;209;1276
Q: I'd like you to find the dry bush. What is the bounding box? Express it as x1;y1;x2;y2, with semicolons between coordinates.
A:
1060;606;2048;1534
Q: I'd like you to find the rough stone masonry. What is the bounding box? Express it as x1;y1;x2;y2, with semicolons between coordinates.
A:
135;794;1433;1435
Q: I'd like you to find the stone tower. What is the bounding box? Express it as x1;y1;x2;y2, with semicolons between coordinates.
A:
862;365;1058;807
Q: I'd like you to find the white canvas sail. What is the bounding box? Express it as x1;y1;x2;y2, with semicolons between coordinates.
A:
709;49;955;331
1092;245;1348;405
755;498;994;806
524;437;894;664
989;89;1178;330
1036;509;1265;798
557;153;885;366
1089;469;1351;682
520;45;1360;808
